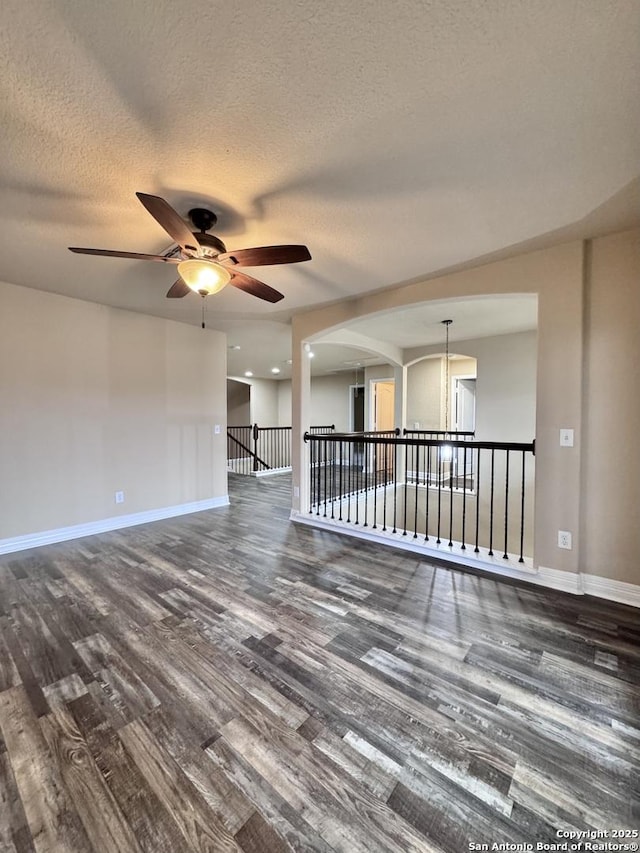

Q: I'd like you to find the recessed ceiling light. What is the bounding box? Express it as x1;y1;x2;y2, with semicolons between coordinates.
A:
308;351;315;359
286;359;293;365
271;367;281;374
244;371;253;377
229;345;241;350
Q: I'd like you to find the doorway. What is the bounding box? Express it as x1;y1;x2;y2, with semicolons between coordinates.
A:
371;380;395;431
371;379;395;475
349;385;365;432
453;377;476;432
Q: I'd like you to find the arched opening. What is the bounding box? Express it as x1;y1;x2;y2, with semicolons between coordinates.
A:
293;292;540;575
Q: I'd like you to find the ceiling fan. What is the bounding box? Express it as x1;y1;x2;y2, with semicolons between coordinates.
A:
69;192;311;304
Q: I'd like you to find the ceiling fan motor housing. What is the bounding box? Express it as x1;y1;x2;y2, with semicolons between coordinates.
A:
187;208;226;256
194;231;227;257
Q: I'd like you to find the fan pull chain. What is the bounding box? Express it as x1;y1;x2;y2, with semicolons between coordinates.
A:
201;296;206;329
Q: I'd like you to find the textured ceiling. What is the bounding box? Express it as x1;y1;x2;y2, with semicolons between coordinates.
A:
1;0;639;376
346;295;538;350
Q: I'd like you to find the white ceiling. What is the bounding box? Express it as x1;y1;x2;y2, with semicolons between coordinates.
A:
1;0;639;376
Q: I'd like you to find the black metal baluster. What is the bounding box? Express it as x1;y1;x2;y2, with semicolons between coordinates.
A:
312;441;320;515
347;440;352;523
503;450;510;559
382;442;388;532
448;445;454;547
461;445;468;550
436;444;442;544
403;443;408;536
392;441;398;533
372;439;378;529
253;424;259;472
363;435;369;527
425;443;431;541
474;447;481;553
323;438;328;517
338;440;343;521
488;448;495;556
355;439;360;526
413;443;419;539
330;437;335;520
319;437;323;509
314;436;319;512
308;436;312;511
519;450;526;563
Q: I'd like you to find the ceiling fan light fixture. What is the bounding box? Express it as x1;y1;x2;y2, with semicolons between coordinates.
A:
178;258;231;295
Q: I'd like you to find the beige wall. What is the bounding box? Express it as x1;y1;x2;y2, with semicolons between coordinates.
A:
308;374;354;431
227;379;251;425
581;229;640;584
278;381;291;426
470;334;536;442
228;377;280;426
0;281;228;540
406;357;443;429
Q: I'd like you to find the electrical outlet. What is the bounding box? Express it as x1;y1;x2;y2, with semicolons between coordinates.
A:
115;491;124;504
294;486;300;498
214;424;221;435
558;530;572;550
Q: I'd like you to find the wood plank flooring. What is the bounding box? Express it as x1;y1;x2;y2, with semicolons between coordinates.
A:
0;473;638;851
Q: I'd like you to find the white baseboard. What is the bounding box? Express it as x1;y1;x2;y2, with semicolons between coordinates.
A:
581;573;640;607
535;565;582;595
291;511;640;607
0;496;230;555
290;510;536;579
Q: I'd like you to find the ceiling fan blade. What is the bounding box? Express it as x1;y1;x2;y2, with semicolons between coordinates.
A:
166;279;191;298
230;271;284;303
219;245;311;267
69;247;181;263
136;192;201;255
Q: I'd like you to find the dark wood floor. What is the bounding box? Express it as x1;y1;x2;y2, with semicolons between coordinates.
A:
0;474;638;852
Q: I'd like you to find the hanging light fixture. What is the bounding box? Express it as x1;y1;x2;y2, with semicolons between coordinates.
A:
441;319;453;430
177;258;231;296
441;319;453;460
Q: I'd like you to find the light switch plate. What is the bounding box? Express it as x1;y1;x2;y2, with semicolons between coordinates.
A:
560;428;574;447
